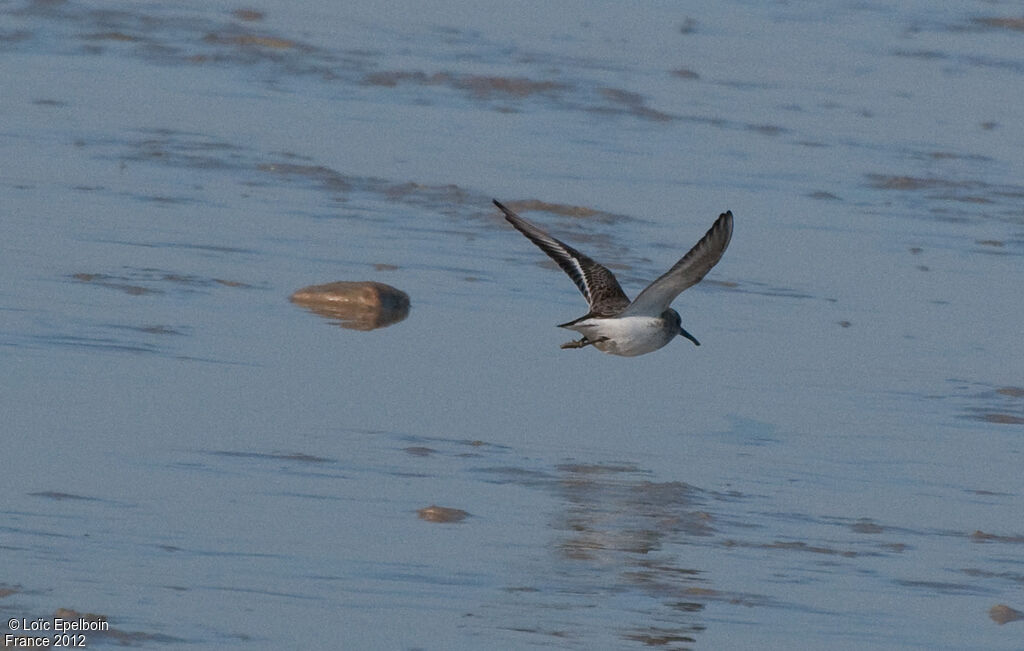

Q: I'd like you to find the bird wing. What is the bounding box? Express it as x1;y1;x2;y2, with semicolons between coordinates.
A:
620;210;733;317
494;199;630;317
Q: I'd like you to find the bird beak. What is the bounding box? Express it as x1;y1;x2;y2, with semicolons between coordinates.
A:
679;327;700;346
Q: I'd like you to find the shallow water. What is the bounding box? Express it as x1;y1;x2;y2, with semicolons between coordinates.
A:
2;1;1023;648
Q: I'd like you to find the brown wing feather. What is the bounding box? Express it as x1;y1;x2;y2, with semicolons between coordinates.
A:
494;199;630;317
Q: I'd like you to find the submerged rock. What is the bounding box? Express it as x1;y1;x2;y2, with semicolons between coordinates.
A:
989;604;1023;625
290;281;410;330
417;505;469;523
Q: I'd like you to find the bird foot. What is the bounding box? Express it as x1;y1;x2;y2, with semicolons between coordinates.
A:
560;338;590;349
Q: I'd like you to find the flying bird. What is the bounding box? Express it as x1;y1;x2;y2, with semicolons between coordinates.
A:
494;199;732;357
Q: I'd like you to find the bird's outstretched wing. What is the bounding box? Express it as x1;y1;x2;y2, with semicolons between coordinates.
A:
621;210;733;317
494;199;630;317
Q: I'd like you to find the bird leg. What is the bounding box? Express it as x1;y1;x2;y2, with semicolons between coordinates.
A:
560;336;608;350
560;337;591;349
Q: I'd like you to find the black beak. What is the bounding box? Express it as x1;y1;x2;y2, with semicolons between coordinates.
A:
679;327;700;346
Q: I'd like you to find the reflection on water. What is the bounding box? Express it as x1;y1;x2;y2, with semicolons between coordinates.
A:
473;457;770;647
554;464;713;649
555;463;714;558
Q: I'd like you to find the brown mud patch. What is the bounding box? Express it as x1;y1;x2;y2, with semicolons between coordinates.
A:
722;538;866;558
746;124;787;136
72;269;253;295
361;70;675;121
363;71;566;99
12;3;353;78
624;627;701;648
808;191;841;201
0;585;21;599
850;519;884;534
209;450;334;464
954;382;1024;426
57;267;253;359
72;272;158;295
77;130;645;267
597;88;675;122
973;17;1024;32
962;568;1024;586
868;175;970;191
867;173;1024;225
895;579;993;596
497;199;631;223
403;446;436;457
232;9;264;22
203;33;298;50
977;414;1024;425
110;324;186;336
671;68;700;80
970;530;1024;544
83;31;140;42
28;491;102;502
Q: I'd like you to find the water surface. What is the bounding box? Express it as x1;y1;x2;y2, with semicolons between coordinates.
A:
2;1;1023;648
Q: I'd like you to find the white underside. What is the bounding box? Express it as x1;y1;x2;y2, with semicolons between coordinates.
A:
563;316;676;357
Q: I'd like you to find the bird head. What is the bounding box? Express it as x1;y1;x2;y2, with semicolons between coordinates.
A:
667;309;700;346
